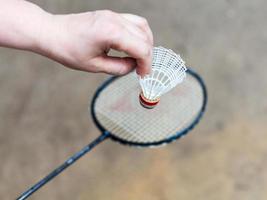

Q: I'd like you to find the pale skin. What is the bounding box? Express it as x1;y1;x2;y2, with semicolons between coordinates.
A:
0;0;153;76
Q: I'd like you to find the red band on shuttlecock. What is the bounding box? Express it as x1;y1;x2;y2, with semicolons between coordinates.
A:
139;91;160;109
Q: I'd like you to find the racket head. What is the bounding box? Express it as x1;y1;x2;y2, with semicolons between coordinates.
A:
90;68;207;147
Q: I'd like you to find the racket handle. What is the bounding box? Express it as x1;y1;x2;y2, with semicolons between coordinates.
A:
17;132;109;200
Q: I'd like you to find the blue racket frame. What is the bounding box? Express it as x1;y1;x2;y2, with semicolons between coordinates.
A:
91;68;208;147
17;68;207;200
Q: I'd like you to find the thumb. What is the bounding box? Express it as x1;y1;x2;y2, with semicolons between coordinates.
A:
92;55;136;75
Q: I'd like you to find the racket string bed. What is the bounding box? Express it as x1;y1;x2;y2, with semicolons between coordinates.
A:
95;72;204;144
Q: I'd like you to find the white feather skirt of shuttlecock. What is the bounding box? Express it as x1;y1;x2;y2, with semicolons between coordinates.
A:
139;46;187;100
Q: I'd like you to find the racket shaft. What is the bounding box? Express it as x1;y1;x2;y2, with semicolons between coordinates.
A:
17;133;108;200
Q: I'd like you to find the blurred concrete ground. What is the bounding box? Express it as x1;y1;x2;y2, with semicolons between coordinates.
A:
1;0;267;199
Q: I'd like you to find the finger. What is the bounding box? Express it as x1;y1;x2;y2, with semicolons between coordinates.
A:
122;20;149;44
91;55;136;75
120;15;150;44
135;49;152;77
121;14;153;45
109;29;152;77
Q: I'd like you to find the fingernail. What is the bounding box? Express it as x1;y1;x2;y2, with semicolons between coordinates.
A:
136;70;144;78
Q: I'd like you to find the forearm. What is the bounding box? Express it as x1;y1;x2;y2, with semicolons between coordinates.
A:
0;0;51;52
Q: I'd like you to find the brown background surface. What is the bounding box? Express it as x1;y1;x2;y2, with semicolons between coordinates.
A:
0;0;267;199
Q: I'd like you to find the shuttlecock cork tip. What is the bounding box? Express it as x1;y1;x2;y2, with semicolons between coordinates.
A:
139;91;160;109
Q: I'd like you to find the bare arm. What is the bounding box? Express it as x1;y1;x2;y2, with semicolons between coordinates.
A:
0;0;153;76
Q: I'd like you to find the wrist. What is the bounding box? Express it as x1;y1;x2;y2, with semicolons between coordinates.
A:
34;14;74;66
34;12;95;68
29;11;55;55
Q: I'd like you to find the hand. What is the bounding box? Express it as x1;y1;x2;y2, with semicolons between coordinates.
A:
38;10;154;76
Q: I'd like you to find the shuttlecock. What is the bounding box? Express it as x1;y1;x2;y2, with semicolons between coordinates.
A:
139;46;187;109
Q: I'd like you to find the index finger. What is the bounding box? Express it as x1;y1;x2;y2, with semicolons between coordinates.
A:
109;28;152;76
121;13;153;45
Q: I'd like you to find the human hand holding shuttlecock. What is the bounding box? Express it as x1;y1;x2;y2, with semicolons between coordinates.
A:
138;46;187;109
